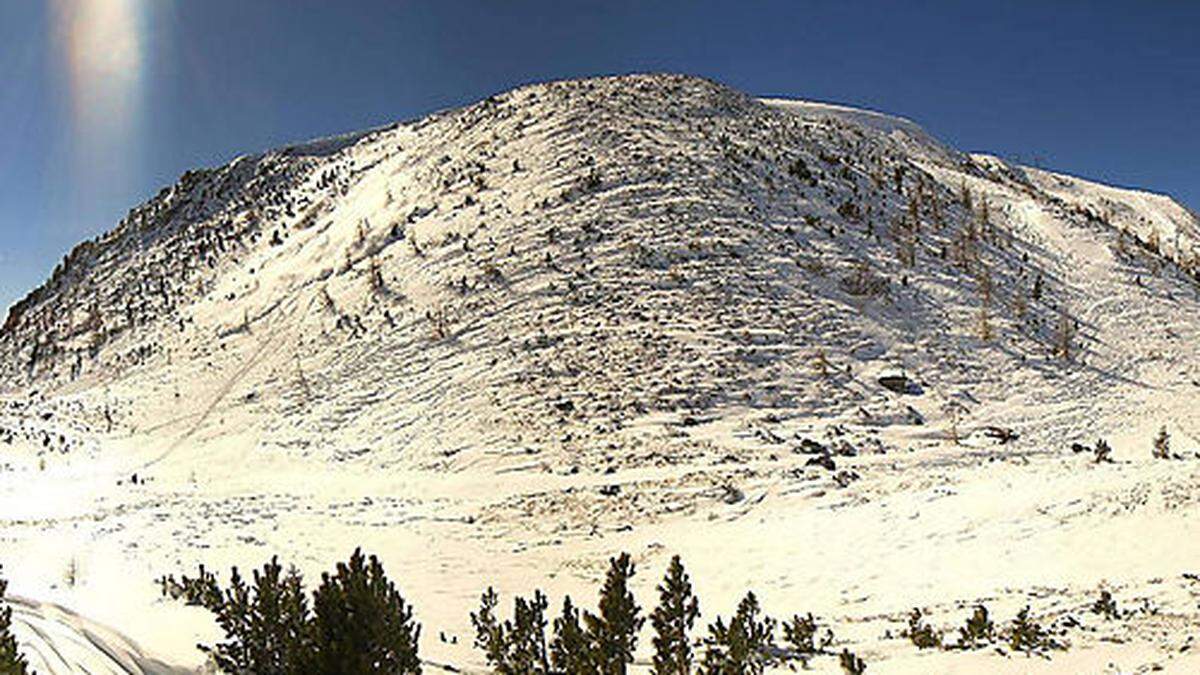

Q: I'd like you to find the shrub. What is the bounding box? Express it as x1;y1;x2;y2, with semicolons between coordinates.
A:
581;169;602;192
1009;606;1062;655
905;608;942;649
159;562;222;609
838;200;862;222
1093;439;1113;464
1091;590;1119;620
840;261;888;298
838;648;867;674
368;255;385;294
0;567;30;675
701;592;776;675
1152;426;1171;459
651;555;701;675
782;612;833;660
787;158;813;183
957;605;995;648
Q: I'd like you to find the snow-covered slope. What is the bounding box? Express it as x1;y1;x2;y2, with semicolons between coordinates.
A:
1017;160;1200;263
3;73;1200;673
6;595;188;675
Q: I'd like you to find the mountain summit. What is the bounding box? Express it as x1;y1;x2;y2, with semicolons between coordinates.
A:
3;74;1200;673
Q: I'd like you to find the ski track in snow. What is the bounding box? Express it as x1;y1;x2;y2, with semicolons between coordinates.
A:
9;596;189;675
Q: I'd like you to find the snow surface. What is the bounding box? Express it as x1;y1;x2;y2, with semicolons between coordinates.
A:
2;73;1200;673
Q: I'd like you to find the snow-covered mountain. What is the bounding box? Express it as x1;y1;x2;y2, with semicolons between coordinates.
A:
2;74;1199;673
5;74;1197;467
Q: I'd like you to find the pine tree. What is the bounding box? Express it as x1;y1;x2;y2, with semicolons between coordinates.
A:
651;555;700;675
905;608;942;650
307;549;421;674
204;559;309;675
976;267;993;341
472;587;510;672
165;550;424;674
211;566;253;672
586;553;644;675
701;592;776;675
1153;425;1171;459
158;563;222;610
1054;308;1076;361
1009;605;1058;654
248;559;309;673
781;612;832;660
1091;590;1119;620
838;648;867;674
506;591;551;674
551;596;594;674
0;567;30;675
472;588;554;675
957;605;994;648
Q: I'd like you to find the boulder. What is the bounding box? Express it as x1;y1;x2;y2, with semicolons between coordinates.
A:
878;369;918;394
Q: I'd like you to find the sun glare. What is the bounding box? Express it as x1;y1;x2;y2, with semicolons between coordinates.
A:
51;0;145;176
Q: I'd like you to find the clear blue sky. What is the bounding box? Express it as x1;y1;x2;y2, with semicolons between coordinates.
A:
1;1;1197;311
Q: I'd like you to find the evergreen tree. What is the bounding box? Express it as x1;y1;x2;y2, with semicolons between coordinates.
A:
551;596;593;674
472;587;511;672
472;588;559;674
0;567;30;675
162;550;422;674
247;559;309;673
1091;589;1119;620
1153;425;1172;459
781;612;832;660
211;566;253;672
207;559;308;675
957;605;994;648
651;555;700;675
306;548;421;674
586;553;644;675
158;563;222;610
701;592;776;675
505;591;551;674
905;608;942;650
838;648;867;674
1008;605;1061;655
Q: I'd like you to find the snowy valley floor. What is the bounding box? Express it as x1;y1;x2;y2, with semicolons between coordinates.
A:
3;403;1200;674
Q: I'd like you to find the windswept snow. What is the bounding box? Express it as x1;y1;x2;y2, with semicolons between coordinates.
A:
762;98;959;164
2;73;1200;673
7;596;189;675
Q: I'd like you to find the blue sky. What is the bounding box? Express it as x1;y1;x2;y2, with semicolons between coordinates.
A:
1;1;1197;311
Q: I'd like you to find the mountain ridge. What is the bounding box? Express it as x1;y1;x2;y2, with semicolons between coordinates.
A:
2;73;1198;469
